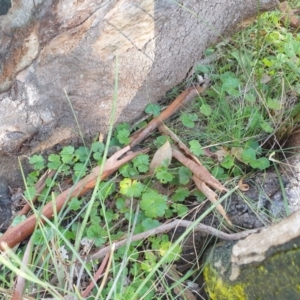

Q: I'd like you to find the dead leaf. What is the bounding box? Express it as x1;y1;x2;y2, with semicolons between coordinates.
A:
238;179;249;191
193;176;232;225
151;181;174;196
214;148;228;162
230;147;244;162
99;132;104;143
149;140;172;174
260;75;271;84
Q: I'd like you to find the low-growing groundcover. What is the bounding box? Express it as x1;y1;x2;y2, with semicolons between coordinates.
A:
0;4;300;300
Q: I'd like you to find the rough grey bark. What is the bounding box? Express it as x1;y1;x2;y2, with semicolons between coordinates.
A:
0;0;279;185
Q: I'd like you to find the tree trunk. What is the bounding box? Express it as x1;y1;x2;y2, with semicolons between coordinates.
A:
203;210;300;300
0;0;279;185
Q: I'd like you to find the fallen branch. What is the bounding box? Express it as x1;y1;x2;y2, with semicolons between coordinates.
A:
158;124;203;166
130;85;206;148
87;220;262;261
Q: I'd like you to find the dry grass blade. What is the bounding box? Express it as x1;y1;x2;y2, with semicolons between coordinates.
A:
98;243;115;295
193;176;232;225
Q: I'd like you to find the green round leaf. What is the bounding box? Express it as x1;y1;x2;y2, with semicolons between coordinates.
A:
221;154;234;169
200;104;212;116
145;103;161;116
140;190;167;218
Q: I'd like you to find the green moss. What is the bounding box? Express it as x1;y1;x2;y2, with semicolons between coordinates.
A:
203;238;300;300
204;262;247;300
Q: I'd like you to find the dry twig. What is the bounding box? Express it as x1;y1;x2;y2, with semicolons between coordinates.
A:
193;176;232;225
87;220;262;261
158;124;213;161
81;251;110;298
11;237;33;300
172;147;227;192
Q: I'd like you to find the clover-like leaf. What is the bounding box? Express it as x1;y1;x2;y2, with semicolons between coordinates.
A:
261;121;273;133
159;241;182;262
172;187;189;202
178;166;192;185
189;140;204;156
267;98;281;110
29;155;45;170
68;197;82;211
86;224;107;247
180;113;198;128
47;154;61;170
75;146;89;162
60;146;75;164
120;178;144;197
172;203;189;216
140;190;168;218
221;154;234;169
119;163;139;177
241;148;256;164
142;218;160;230
145;103;161;116
73;162;87;178
116;128;130;145
200;104;212;116
133;154;150;173
251;157;270;170
155;166;174;183
91;141;104;155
